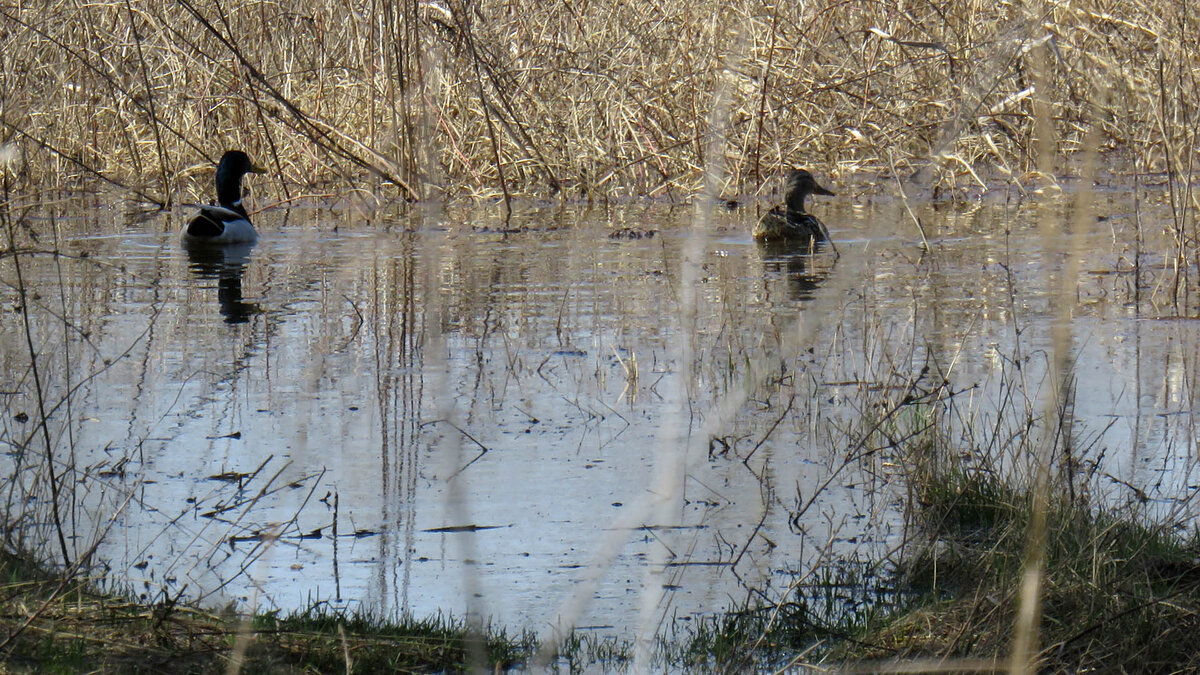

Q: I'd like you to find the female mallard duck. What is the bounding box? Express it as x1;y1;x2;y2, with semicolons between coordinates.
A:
753;168;836;251
181;150;267;244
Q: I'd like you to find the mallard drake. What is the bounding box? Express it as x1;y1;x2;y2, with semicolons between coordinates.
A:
753;169;836;251
181;150;267;244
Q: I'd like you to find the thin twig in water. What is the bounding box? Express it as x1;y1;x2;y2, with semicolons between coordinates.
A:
420;420;490;479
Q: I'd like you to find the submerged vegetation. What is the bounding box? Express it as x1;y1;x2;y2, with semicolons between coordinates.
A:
5;393;1197;672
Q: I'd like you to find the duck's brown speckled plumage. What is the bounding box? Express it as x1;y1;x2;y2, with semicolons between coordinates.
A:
753;169;835;248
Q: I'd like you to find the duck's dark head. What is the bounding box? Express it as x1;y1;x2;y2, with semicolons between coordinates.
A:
784;168;834;212
215;151;266;209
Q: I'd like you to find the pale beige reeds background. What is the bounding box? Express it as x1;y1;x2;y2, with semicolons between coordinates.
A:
2;0;1195;203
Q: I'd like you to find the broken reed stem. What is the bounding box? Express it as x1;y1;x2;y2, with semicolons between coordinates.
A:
1008;36;1055;675
751;6;780;187
1155;55;1185;314
0;188;72;566
123;0;172;207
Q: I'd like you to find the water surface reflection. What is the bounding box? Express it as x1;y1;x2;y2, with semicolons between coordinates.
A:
183;241;259;324
0;193;1197;640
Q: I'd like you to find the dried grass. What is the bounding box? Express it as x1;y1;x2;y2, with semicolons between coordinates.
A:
2;0;1197;202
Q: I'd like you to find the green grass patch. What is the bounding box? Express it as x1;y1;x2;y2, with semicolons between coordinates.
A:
669;466;1200;672
674;559;903;671
0;550;536;673
837;469;1200;671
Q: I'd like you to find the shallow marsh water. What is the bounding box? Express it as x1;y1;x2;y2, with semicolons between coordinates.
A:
1;187;1198;641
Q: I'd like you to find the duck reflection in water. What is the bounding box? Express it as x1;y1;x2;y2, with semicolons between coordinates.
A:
756;239;836;302
183;241;260;324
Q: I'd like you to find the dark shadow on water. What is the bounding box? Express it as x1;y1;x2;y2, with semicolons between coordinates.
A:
755;240;837;302
183;241;260;324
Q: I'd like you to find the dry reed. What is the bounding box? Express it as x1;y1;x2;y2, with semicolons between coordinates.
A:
1;0;1196;204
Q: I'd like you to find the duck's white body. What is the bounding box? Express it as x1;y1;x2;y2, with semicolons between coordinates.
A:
181;204;259;244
